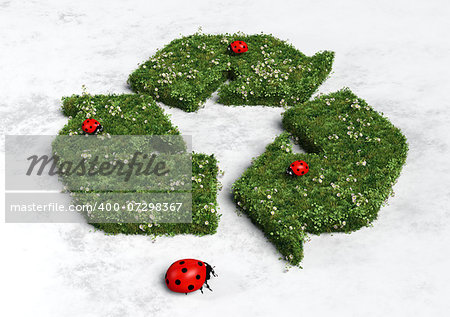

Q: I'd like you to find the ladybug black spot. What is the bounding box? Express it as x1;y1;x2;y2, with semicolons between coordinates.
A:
301;171;304;174
238;49;241;52
239;41;242;44
198;261;203;266
179;261;185;265
243;46;246;48
166;279;169;284
188;285;194;291
297;169;300;171
196;274;201;280
181;268;187;273
89;126;93;129
175;279;181;285
234;46;237;48
300;162;303;165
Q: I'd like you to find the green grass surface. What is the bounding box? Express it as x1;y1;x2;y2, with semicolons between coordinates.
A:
128;33;334;111
57;93;221;236
232;89;408;265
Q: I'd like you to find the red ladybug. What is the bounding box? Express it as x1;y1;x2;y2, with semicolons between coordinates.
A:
165;259;217;294
286;160;309;176
228;40;248;54
81;118;103;134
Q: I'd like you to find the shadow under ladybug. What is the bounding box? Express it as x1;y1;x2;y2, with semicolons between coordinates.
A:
165;259;217;295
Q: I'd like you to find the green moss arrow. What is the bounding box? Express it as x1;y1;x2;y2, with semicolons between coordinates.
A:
128;33;334;111
232;89;408;265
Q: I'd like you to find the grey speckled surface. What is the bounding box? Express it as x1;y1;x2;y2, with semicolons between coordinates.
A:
1;0;450;316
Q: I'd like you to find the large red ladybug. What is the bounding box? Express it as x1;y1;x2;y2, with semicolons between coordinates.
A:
81;118;103;134
228;40;248;54
165;259;217;294
286;160;309;176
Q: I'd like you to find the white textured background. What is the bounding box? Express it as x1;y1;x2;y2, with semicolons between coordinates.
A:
1;0;450;316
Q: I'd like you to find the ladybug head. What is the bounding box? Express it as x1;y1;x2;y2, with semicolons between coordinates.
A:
96;124;104;133
204;262;217;282
286;166;294;176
